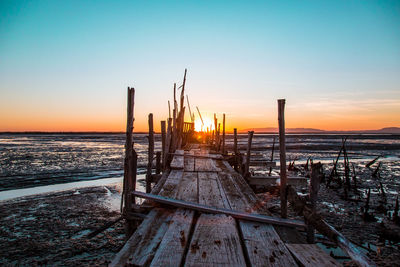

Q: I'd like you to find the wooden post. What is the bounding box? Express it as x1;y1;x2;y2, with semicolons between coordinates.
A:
278;99;287;218
161;120;166;169
307;163;322;243
222;113;226;154
269;137;276;176
146;113;154;193
163;118;172;170
245;131;254;178
156;151;161;175
123;87;137;238
233;128;238;171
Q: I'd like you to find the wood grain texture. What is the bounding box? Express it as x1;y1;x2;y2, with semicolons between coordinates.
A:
285;244;341;267
109;208;173;267
185;214;246;267
170;149;184;169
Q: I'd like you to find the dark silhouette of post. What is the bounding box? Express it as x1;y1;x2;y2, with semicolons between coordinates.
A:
146;113;154;193
161;121;166;169
278;99;287;218
123;87;137;238
245;131;254;178
222;113;226;154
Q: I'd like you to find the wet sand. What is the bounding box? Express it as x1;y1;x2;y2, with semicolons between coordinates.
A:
0;185;125;266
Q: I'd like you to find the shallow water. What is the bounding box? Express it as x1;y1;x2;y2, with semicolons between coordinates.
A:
0;133;399;194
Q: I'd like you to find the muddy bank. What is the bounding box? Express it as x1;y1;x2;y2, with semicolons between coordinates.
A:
0;185;126;266
255;158;400;266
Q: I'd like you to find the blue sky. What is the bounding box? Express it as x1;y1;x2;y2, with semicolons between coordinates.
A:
0;0;399;131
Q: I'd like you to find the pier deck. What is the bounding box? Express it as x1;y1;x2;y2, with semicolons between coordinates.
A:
110;145;340;267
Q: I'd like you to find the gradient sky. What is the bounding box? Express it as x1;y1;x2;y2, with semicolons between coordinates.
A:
1;0;399;132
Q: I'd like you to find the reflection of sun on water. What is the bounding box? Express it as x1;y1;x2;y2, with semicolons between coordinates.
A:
194;118;215;132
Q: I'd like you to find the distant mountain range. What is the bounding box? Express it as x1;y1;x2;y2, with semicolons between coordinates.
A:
240;127;400;134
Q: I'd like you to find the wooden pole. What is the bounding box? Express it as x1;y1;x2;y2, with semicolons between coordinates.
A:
123;87;137;238
233;128;238;171
307;163;322;243
278;99;287;218
269;137;276;176
163;118;172;170
222;113;226;154
186;95;193;122
156;151;161;175
245;131;254;177
146;113;154;193
161;120;166;169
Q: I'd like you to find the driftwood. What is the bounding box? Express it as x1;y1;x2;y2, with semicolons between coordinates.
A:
132;191;306;228
286;185;376;267
87;216;123;239
327;138;347;187
366;156;380;168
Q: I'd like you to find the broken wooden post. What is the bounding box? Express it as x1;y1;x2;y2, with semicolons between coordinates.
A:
163;118;172;170
307;162;322;243
146;113;154;193
245;131;254;178
278;99;288;218
161;120;166;169
156;151;161;175
269;137;275;176
123;87;137;238
233;128;238;171
222;113;226;154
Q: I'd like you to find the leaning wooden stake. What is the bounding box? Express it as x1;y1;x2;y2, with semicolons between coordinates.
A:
286;186;376;267
278;99;288;218
222;113;226;154
146;113;154;193
122;87;137;238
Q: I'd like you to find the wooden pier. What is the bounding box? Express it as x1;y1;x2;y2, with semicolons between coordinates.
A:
112;145;343;266
111;71;375;266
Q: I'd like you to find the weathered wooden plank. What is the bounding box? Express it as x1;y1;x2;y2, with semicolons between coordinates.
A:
170;149;184;169
177;172;198;202
109;208;173;267
150;171;199;266
132;192;306;228
215;166;299;266
285;244;341;267
151;209;195;267
185;214;246;267
198;172;228;208
241;221;298;266
158;170;184;198
184;150;195;172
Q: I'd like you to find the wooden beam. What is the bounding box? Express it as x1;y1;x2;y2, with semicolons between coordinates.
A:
132;191;306;228
278;99;287;218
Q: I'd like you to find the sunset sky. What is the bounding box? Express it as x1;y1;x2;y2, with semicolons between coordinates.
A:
0;0;399;132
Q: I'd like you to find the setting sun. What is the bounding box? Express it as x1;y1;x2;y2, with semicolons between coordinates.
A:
194;117;215;132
